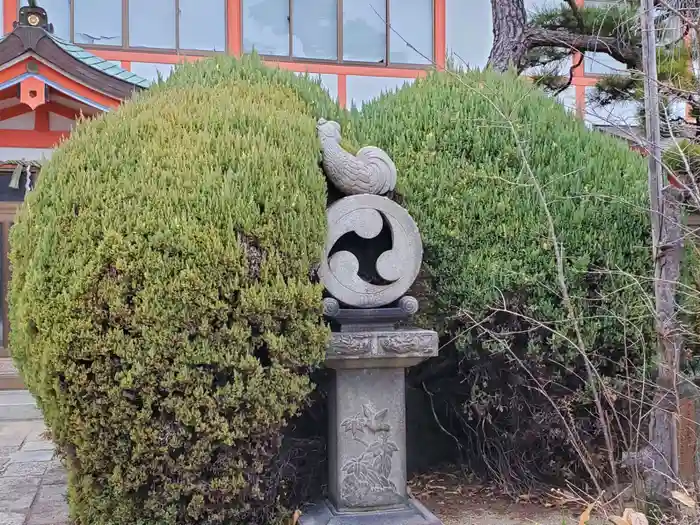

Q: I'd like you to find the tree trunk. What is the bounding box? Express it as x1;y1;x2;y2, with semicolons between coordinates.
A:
487;0;529;72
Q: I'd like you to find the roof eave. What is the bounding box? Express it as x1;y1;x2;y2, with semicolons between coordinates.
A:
0;26;146;100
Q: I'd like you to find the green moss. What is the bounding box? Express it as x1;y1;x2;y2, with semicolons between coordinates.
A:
9;55;334;525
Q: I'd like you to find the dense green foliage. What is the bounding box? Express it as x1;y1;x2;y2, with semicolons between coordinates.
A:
348;70;655;486
9;55;338;525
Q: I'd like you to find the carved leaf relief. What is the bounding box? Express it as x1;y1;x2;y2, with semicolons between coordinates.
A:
379;333;438;355
339;402;401;507
329;334;373;356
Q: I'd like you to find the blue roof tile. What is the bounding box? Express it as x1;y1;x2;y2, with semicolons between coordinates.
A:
48;34;151;89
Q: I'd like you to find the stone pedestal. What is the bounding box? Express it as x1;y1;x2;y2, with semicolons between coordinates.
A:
308;118;442;524
300;328;443;525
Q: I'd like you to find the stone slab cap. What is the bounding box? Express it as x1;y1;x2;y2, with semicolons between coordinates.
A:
300;497;442;525
325;329;438;369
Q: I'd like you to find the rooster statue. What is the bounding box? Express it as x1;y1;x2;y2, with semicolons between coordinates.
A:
317;118;397;196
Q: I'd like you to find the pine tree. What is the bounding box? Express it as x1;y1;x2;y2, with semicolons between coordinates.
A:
490;0;697;139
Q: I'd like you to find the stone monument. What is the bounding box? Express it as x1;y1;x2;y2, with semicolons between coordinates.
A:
300;120;443;525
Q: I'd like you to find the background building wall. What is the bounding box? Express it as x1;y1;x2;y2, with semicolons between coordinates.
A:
3;0;628;118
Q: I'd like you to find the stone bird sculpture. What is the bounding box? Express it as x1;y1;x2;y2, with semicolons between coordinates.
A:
317;118;397;196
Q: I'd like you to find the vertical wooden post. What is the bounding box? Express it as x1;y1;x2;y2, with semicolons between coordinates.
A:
678;382;698;484
1;218;11;352
338;73;347;108
35;106;49;132
575;84;585;119
227;0;242;56
695;387;700;491
3;0;18;34
433;0;446;70
572;0;585;118
640;0;681;497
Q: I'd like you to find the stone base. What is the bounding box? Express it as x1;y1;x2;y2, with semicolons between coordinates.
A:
299;498;443;525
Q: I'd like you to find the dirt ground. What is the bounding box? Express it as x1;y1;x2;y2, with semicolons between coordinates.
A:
429;500;586;525
410;469;606;525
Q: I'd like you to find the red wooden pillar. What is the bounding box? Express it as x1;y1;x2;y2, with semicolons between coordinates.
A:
433;0;446;70
227;0;242;57
3;0;18;34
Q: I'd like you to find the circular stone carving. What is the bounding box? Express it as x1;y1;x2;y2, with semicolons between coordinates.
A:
319;195;423;308
323;297;341;317
398;296;419;315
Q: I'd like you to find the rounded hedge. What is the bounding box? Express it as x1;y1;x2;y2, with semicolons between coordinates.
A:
9;56;339;525
347;70;658;484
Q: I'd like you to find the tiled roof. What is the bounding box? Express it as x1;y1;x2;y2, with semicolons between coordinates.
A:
48;34;151;89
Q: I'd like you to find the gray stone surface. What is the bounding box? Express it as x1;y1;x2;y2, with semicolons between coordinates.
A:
0;392;41;422
317;119;397;196
20;441;54;453
0;512;26;525
26;485;68;525
9;450;54;463
326;330;439;370
320;195;423;309
0;420;68;525
330;368;407;509
313;313;441;523
3;461;49;478
0;477;41;512
301;498;442;525
41;461;67;486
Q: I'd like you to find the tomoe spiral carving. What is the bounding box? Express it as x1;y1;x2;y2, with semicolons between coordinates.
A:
319;194;422;308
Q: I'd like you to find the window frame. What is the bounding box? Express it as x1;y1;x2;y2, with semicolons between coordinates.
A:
20;0;229;55
18;0;434;66
242;0;434;68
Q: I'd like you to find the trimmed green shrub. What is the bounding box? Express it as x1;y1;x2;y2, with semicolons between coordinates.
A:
9;55;338;525
347;70;659;486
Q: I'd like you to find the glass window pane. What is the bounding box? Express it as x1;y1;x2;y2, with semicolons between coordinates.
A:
525;0;559;12
555;86;576;114
522;48;572;77
179;0;226;51
243;0;290;56
294;72;339;101
347;75;413;109
585;52;627;75
446;0;491;69
130;62;175;85
343;1;386;63
129;0;176;49
585;86;639;127
389;0;432;65
292;0;337;60
74;0;122;46
21;0;70;41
